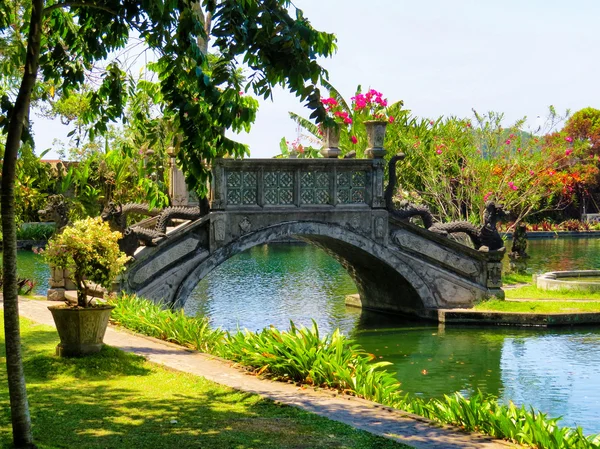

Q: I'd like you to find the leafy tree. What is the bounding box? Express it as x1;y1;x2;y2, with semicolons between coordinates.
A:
564;107;600;153
1;1;335;447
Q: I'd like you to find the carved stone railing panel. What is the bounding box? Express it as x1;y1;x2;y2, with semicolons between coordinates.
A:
336;170;367;204
211;158;384;210
264;171;294;205
300;171;331;205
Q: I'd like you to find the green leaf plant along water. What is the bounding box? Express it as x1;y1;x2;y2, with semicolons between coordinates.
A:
110;294;600;449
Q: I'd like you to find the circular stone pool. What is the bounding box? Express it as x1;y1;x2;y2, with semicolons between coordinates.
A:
537;270;600;292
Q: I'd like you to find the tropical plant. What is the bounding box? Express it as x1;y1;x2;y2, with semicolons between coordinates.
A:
43;217;129;307
15;223;55;241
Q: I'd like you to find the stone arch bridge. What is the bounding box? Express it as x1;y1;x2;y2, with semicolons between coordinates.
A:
120;158;504;319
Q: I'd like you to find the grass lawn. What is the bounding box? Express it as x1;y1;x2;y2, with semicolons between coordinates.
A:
0;314;410;449
504;284;600;301
502;272;533;285
474;299;600;314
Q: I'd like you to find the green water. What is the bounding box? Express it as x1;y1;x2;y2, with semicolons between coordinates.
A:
561;277;600;283
12;250;50;295
16;238;600;433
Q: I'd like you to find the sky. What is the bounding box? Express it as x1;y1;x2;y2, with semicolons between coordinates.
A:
31;0;600;159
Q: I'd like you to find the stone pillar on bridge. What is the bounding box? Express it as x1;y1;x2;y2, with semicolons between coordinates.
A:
168;150;198;206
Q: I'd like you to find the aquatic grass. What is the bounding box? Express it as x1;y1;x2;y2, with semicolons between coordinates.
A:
110;294;600;449
222;322;404;405
401;393;600;449
109;293;225;353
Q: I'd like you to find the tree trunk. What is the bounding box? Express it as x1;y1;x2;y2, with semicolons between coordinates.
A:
2;0;43;447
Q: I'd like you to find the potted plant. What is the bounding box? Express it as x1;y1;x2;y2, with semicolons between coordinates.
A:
319;96;353;158
351;89;393;158
43;217;129;357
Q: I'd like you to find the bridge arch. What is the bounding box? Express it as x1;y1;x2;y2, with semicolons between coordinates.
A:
173;220;434;314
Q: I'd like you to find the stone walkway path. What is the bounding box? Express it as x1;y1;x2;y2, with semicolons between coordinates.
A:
8;297;518;449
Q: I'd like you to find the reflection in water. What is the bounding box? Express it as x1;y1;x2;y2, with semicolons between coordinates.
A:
184;243;360;333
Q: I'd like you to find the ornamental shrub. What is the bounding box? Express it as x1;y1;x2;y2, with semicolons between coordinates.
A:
44;217;129;307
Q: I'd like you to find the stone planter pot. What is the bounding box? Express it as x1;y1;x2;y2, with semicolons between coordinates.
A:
48;304;114;357
364;120;388;159
320;124;341;158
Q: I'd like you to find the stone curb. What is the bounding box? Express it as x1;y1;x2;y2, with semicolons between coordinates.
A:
435;308;600;326
6;296;519;449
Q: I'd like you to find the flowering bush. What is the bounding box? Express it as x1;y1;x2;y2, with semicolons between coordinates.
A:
388;109;598;225
322;96;353;126
44;217;129;307
351;88;394;123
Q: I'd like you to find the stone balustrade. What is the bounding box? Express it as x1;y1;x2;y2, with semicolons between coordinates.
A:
210;158;386;211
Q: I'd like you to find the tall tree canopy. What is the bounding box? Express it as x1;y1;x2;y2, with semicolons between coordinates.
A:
1;1;335;447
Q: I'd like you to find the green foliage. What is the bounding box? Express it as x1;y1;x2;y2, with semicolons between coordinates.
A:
15;223;55;241
404;392;599;449
564;107;600;152
110;293;224;353
43;217;128;307
222;321;404;405
109;294;600;448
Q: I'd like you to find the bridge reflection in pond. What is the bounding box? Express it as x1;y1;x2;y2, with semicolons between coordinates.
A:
184;242;600;434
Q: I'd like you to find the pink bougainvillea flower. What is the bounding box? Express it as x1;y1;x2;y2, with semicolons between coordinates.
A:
239;91;244;96
344;117;352;124
388;116;395;123
483;192;493;201
505;139;511;145
508;182;518;191
529;170;535;176
351;135;358;144
436;149;443;155
565;136;573;143
565;148;573;156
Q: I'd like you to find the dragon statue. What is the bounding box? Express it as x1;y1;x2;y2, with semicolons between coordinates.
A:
38;194;70;232
100;202;166;257
154;197;210;234
428;202;508;251
100;202;162;233
384;154;506;251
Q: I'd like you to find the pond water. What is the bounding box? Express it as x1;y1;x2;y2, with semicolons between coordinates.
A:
15;238;600;433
